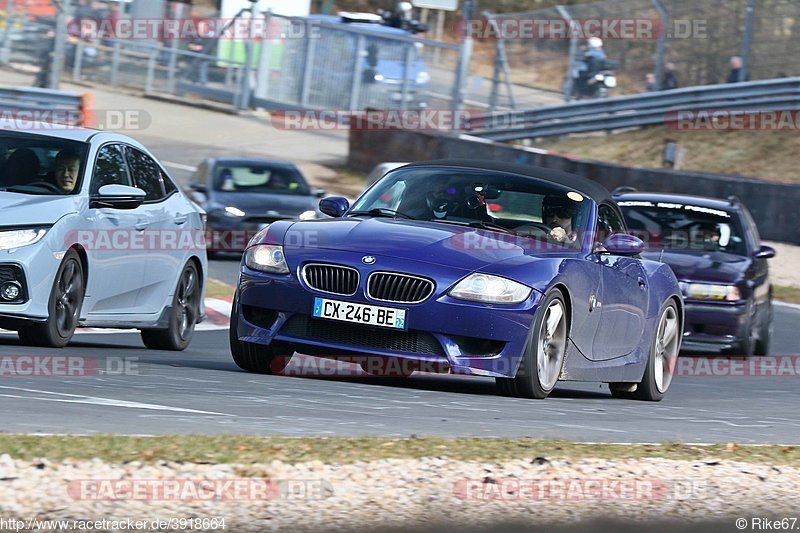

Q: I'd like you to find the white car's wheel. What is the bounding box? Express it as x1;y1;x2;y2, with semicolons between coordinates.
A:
18;250;84;348
140;262;200;351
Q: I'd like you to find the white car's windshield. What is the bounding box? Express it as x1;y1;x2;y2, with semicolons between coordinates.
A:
0;132;89;196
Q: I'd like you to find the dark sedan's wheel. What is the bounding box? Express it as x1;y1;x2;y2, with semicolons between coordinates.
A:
611;301;680;401
18;250;84;348
229;293;290;374
496;289;567;399
754;298;773;356
140;262;200;351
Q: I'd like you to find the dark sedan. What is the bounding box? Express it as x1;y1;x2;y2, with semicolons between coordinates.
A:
187;158;325;253
614;191;775;355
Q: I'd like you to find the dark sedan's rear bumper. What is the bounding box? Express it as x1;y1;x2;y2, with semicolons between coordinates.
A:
681;301;750;352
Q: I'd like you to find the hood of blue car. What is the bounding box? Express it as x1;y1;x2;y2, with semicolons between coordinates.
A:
284;218;544;272
210;191;317;217
642;249;748;284
0;192;78;226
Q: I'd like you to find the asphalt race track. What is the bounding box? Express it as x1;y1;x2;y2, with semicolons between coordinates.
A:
0;297;798;443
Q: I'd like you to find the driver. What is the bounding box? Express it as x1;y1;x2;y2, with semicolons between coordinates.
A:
543;195;579;243
54;150;81;193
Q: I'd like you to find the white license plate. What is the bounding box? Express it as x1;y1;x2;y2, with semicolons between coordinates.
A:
312;298;406;330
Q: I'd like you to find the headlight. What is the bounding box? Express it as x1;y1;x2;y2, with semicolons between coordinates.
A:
224;206;246;218
604;75;617;88
245;244;289;274
683;283;741;301
299;210;317;221
374;73;385;82
594;73;605;81
0;227;49;251
416;71;430;84
449;273;531;304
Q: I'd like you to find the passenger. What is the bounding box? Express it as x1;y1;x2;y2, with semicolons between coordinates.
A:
543;196;579;244
3;148;41;187
54;150;81;193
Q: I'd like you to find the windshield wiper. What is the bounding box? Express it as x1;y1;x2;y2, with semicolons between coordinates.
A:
348;208;415;220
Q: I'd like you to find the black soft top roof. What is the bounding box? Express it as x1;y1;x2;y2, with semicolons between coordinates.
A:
400;160;611;203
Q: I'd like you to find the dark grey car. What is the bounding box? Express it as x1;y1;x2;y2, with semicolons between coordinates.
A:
187;158;325;253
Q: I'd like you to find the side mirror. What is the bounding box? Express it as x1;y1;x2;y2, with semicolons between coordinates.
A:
319;196;350;218
600;233;645;256
90;184;147;210
312;188;327;198
754;245;776;259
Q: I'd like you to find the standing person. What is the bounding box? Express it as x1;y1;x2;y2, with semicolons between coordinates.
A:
726;56;749;83
661;62;678;90
645;73;657;92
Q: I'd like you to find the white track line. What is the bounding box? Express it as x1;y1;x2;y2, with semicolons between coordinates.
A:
0;385;230;415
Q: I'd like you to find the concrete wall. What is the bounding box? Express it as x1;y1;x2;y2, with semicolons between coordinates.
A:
349;129;800;244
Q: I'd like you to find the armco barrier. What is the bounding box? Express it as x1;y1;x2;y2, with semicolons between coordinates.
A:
348;128;800;245
466;78;800;141
0;86;91;126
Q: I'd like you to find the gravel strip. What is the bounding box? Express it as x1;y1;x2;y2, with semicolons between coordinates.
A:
1;454;798;531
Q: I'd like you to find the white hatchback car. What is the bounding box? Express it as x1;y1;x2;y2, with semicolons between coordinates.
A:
0;126;207;349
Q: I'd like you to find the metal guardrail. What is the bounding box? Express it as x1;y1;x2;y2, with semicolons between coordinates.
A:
465;77;800;141
0;86;88;126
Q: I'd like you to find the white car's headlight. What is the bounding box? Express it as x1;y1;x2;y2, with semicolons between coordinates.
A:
245;244;289;274
0;228;49;251
682;283;741;302
224;206;246;218
299;210;317;221
450;273;532;304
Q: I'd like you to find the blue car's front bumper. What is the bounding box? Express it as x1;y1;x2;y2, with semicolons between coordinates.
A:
234;250;541;378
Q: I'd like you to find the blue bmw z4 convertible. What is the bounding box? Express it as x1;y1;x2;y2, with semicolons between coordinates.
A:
230;160;684;401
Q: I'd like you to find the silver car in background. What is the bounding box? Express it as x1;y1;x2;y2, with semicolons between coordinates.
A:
0;125;207;349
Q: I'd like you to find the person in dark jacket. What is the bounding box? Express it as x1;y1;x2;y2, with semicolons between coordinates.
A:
726;56;749;83
661;62;678;90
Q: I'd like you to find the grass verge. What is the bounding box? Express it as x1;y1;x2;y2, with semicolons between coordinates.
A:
534;126;800;183
205;278;235;300
0;435;798;466
774;285;800;305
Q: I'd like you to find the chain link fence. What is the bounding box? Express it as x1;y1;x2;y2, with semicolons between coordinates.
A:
485;0;800;106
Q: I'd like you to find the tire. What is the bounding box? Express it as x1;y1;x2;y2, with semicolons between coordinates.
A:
140;262;201;351
754;298;773;356
229;293;290;374
611;300;680;402
18;250;85;348
496;289;567;399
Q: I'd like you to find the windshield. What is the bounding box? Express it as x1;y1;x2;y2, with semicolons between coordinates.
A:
352;167;593;246
214;164;310;196
618;200;747;255
0;132;89;196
